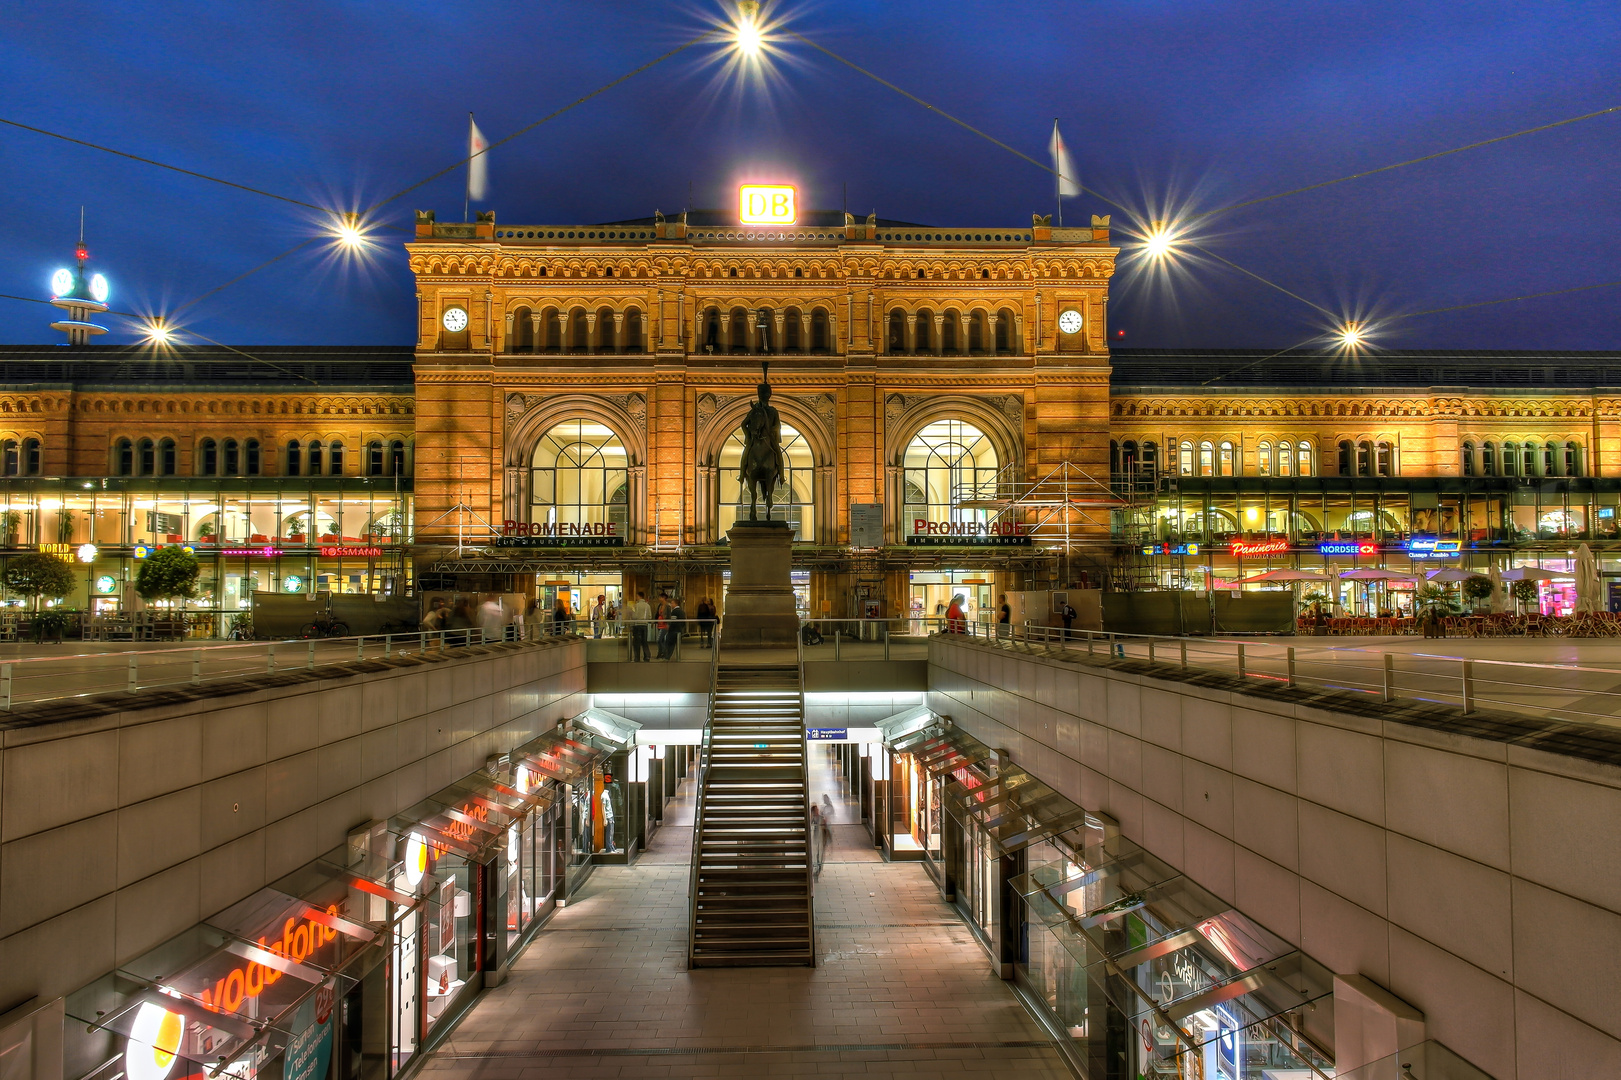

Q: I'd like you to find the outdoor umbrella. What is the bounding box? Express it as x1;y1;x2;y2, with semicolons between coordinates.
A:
1575;544;1601;614
1230;569;1331;584
1425;568;1484;583
1338;569;1418;581
1499;567;1574;581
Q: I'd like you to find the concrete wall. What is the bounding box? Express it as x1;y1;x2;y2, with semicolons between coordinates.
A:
0;638;586;1009
928;636;1621;1080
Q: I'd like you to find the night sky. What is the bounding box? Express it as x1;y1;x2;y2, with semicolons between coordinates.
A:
2;0;1617;352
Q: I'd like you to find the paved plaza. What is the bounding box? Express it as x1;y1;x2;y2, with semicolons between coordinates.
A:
418;749;1066;1079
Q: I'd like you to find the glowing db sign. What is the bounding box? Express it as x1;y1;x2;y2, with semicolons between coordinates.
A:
739;185;796;225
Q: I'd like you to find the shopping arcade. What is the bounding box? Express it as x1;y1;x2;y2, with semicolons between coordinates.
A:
59;708;656;1080
875;712;1336;1077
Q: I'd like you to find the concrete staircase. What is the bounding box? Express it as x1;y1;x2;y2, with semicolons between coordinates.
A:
688;662;815;967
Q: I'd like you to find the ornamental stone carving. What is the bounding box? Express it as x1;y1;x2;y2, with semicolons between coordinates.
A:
697;393;744;431
607;392;647;425
885;393;908;426
997;394;1024;426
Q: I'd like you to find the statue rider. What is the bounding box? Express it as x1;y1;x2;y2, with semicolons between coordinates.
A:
739;362;784;520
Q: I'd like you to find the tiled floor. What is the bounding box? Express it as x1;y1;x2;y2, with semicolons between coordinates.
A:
421;747;1067;1079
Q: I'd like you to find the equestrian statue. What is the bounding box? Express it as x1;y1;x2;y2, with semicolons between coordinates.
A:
738;362;785;521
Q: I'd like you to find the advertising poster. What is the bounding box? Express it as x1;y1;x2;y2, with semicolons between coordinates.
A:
283;980;335;1080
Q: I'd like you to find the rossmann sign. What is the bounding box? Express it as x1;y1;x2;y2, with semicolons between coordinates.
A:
906;519;1030;546
495;521;623;548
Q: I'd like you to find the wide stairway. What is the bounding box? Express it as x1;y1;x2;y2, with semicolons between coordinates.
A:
688;662;815;967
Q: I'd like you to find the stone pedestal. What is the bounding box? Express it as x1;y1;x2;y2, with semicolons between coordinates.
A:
723;521;799;648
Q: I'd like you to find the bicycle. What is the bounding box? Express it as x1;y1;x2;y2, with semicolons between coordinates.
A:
226;613;258;641
299;610;350;639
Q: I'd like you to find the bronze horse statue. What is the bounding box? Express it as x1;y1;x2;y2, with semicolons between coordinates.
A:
738;364;784;521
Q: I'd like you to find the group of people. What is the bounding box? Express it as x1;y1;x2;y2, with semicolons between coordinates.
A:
622;592;721;662
940;591;1078;638
418;591;725;653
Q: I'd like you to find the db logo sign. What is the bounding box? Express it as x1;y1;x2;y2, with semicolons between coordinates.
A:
739;184;796;225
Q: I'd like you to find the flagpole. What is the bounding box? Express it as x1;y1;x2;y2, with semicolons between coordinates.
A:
465;112;473;222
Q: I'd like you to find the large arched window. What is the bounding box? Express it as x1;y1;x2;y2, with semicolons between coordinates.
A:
718;422;815;541
530;421;629;534
137;438;156;477
115;438;133;476
902;419;1000;528
1296;442;1313;476
159;438;177;476
222;439;239;476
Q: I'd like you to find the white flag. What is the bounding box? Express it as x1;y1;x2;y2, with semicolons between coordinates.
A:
1050;120;1079;198
468;115;489;202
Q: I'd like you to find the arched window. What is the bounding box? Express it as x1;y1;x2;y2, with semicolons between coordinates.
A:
367;441;384;476
1340;440;1355;476
222;439;239;476
1178;441;1194;476
729;308;749;353
1296;442;1312;476
1258;442;1272;476
915;311;933;353
1198;441;1214;477
1277;441;1293;477
1461;441;1476;477
116;438;133;476
329;441;344;475
0;441;17;477
968;312;985;354
137;438;156;476
811;308;829;352
887;310;906;353
159;438;176;476
200;438;218;476
1377;441;1395;477
307;440;324;476
1544;441;1558;477
286;440;301;476
1119;439;1138;478
720;422;815;541
942;313;959;354
1481;442;1496;477
570;309;589;352
543;310;562;352
22;438;39;476
596;307;616;352
785;309;802;352
1521;442;1536;477
902;419;1000;530
1357;440;1373;477
1501;441;1519;476
531;421;629;535
245;439;261;476
388;440;407;477
510;306;533;352
1566;442;1582;477
1141;440;1158;477
994;310;1013;352
1219;441;1236;476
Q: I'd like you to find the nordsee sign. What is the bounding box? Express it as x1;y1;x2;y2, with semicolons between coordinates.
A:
496;520;623;548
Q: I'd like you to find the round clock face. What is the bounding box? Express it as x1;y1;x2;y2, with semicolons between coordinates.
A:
1058;309;1083;335
441;306;469;333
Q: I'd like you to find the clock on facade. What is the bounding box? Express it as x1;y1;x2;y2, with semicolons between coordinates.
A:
1058;309;1083;335
441;306;469;333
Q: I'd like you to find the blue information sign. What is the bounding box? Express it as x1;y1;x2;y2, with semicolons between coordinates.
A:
807;728;847;740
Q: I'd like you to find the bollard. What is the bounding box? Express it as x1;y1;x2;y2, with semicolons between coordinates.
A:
883;627;890;661
834;630;841;662
357;637;366;662
0;664;10;710
1382;653;1395;702
1461;660;1475;714
1180;639;1188;669
128;653;139;693
420;632;427;655
1236;644;1246;680
192;649;203;686
385;636;392;658
268;642;276;673
1087;633;1095;656
1286;646;1296;688
1148;640;1156;664
307;640;316;671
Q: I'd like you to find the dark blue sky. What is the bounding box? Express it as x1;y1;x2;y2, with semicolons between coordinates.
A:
2;0;1617;351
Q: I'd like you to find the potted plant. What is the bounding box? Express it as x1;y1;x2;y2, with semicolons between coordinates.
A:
285;513;307;543
1415;583;1460;638
135;545;200;611
197;520;217;545
3;551;76;625
1298;590;1332;634
1511;579;1539;614
1461;576;1493;612
56;508;76;545
0;510;19;547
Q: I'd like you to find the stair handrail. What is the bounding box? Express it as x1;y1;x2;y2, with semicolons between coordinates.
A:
686;622;722;966
797;612;816;963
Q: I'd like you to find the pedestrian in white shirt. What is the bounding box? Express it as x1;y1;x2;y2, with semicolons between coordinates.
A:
627;592;653;662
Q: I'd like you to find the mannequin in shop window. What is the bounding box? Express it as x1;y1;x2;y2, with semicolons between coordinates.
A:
600;778;618;853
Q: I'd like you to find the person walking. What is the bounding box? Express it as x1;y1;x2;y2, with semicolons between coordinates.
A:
591;593;607;638
1061;597;1077;640
419;597;446;633
552;597;570;636
628;591;652;662
810;804;824;878
997;592;1012;640
665;596;686;660
696;597;715;648
819;794;834;863
654;593;671;659
945;594;967;634
478;594;507;642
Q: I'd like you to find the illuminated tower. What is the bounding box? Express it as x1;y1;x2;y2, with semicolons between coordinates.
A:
49;216;109;345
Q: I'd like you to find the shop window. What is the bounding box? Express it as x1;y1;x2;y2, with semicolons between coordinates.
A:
1377;440;1395;477
115;438;133;476
1198;441;1214;477
902;419;1000;534
329;440;344;475
530;420;630;536
308;440;324;475
22;438;39;476
1257;442;1272;476
138;438;156;476
286;440;301;476
389;440;407;476
1461;441;1475;476
1296;442;1313;476
159;438;176;476
222;438;239;476
1481;442;1496;476
0;440;16;477
720;421;815;541
245;438;261;475
1219;440;1236;476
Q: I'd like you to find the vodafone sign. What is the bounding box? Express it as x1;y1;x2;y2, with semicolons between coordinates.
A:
739;185;796;225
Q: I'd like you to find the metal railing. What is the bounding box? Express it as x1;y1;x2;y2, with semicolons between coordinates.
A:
685;624;723;966
0;625;549;711
944;620;1621;731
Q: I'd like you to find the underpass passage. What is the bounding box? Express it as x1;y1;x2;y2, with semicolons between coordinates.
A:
419;744;1068;1079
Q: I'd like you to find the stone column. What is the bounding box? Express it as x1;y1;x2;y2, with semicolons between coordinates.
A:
774;310;786;354
503;311;515;353
885;464;904;545
529;313;541;353
504;466;523;523
585;312;598;353
905;314;917;355
628;464;647;545
800;311;811;353
814;464;837;545
987;313;998;357
558;312;571;352
613;311;625;353
933;314;946;356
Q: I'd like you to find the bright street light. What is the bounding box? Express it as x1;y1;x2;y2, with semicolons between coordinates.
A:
1337;323;1366;347
141;318;173;345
